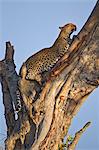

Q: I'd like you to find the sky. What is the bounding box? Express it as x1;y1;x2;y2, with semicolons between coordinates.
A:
0;0;99;149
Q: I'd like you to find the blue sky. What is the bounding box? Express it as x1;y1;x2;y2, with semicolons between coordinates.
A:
0;0;99;149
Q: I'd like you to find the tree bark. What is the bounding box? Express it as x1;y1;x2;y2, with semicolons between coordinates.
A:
0;1;99;150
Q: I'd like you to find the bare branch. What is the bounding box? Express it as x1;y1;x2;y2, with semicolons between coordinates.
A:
5;42;14;61
0;42;35;149
1;78;15;136
67;122;91;150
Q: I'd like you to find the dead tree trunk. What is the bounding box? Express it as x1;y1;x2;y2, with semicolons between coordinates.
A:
0;1;99;150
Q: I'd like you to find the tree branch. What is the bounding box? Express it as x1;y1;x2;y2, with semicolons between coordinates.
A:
1;78;15;136
67;122;91;150
0;43;35;150
31;1;99;149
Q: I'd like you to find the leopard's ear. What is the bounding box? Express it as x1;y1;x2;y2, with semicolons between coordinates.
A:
59;26;63;30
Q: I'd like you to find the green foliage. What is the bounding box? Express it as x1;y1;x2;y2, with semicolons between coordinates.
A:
58;135;74;150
